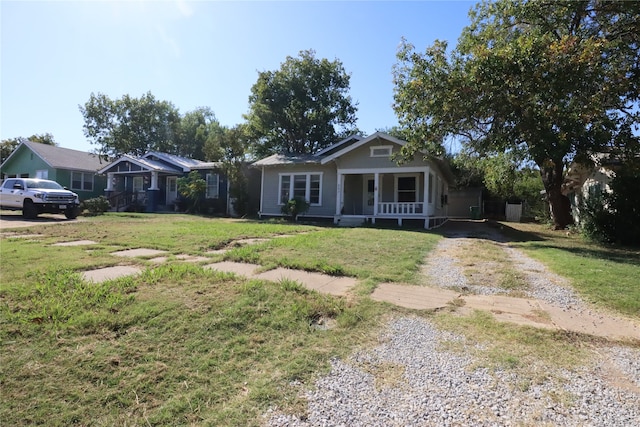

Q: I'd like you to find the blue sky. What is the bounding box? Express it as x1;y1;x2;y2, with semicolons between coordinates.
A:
1;0;475;153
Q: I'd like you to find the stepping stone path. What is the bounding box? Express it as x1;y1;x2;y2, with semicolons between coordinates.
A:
203;262;357;296
81;266;142;283
52;240;97;246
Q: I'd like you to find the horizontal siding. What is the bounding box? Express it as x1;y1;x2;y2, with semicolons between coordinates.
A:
260;164;337;217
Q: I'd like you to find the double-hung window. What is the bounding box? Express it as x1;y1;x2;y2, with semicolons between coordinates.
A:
279;173;322;205
206;173;219;199
71;171;94;191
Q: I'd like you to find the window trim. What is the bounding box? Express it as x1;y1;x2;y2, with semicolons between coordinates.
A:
278;172;323;206
70;171;94;191
206;173;220;199
394;173;420;203
370;145;393;157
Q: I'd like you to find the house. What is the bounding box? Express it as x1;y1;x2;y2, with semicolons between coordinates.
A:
0;140;106;201
253;132;454;228
98;152;229;214
562;154;621;223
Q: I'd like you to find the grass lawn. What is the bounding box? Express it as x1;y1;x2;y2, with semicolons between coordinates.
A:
1;213;637;425
497;221;640;319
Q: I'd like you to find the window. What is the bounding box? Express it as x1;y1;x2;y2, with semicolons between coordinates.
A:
397;176;417;202
370;146;392;157
279;173;322;205
206;173;219;199
36;170;48;179
132;176;144;193
71;171;94;191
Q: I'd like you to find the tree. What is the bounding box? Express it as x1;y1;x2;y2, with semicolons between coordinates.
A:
204;124;252;216
1;134;57;163
177;171;207;213
178;107;221;160
393;0;640;229
79;92;181;159
245;49;358;157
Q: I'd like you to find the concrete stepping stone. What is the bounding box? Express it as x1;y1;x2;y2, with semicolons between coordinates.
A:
1;233;43;239
204;261;261;276
372;283;460;310
253;268;356;296
206;249;228;255
232;238;269;246
52;240;97;246
81;266;142;283
111;248;167;258
175;254;210;263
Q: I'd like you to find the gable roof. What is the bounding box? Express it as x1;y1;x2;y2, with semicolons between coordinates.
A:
252;153;319;167
319;132;405;165
2;140;106;172
98;152;221;175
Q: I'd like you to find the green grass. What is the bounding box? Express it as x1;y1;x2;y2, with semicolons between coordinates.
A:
1;214;638;425
497;222;640;318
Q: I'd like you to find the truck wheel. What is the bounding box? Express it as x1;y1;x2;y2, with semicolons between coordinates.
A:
65;207;79;219
23;200;38;219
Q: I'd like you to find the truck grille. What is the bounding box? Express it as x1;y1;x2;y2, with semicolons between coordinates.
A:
43;193;76;203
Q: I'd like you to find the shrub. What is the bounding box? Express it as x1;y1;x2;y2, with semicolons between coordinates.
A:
280;197;310;221
579;164;640;246
81;196;110;216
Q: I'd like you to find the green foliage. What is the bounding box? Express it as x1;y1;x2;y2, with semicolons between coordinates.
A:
79;91;182;158
6;268;134;328
579;164;640;246
393;0;640;229
80;196;110;216
245;49;358;157
178;106;221;160
280;197;310;221
177;171;206;213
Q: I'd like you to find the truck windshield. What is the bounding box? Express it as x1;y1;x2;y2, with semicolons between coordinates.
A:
25;180;64;190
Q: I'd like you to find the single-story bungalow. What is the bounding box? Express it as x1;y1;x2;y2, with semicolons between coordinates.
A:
252;132;454;228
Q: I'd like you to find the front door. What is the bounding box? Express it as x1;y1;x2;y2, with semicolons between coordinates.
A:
166;176;178;204
363;176;374;215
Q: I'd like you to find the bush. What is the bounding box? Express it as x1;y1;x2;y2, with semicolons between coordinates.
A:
280;197;310;221
579;164;640;246
81;196;110;216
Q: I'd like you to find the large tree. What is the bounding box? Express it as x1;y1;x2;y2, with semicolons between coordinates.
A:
393;0;639;229
245;49;358;157
79;92;181;159
177;107;221;160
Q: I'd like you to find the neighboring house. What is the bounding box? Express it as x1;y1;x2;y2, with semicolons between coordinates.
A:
0;140;106;201
562;154;621;224
98;152;229;214
253;132;454;228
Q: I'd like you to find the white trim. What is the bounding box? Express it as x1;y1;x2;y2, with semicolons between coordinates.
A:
260;167;265;214
394;173;420;203
370;145;393;157
277;172;323;206
338;166;428;175
315;134;364;156
320;132;407;164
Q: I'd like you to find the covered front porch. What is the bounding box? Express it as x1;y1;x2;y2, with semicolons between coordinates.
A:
333;167;447;229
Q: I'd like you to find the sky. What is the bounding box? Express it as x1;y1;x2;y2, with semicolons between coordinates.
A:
1;0;475;153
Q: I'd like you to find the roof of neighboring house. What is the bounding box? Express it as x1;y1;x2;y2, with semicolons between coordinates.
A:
143;152;221;171
98;151;222;175
2;140;106;172
252;153;320;167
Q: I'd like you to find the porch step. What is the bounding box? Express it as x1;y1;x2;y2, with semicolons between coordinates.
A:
336;217;365;227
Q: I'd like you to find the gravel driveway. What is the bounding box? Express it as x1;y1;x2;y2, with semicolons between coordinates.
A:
266;221;640;426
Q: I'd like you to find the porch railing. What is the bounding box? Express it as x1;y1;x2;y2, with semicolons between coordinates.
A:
377;202;424;215
107;191;146;212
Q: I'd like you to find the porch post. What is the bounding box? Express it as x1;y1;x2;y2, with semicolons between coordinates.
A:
149;171;159;190
335;172;343;216
106;173;114;191
373;173;379;216
423;167;430;215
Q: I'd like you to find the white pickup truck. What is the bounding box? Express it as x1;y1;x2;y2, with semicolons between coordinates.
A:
0;178;80;219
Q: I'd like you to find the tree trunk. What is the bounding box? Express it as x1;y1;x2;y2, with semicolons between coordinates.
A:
539;160;573;230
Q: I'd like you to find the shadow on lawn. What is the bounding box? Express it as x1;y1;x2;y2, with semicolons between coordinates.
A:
435;219;639;267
